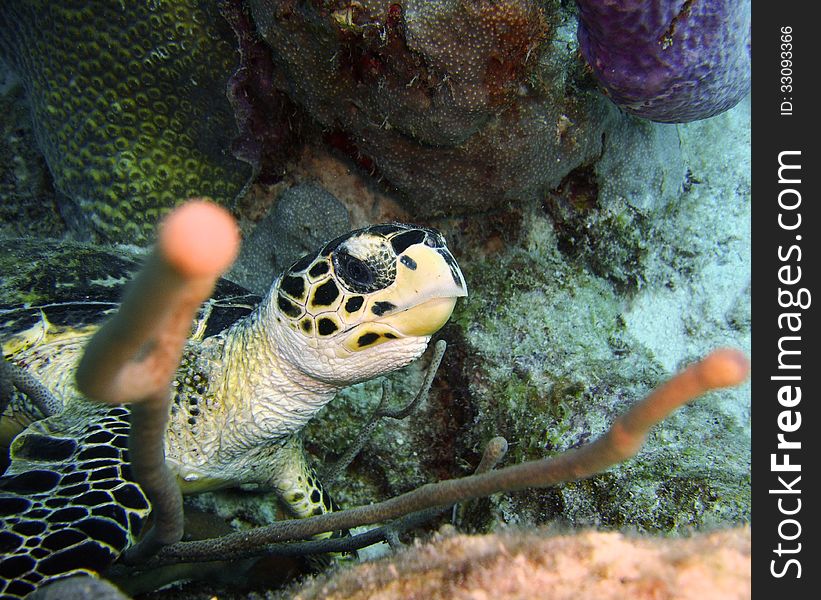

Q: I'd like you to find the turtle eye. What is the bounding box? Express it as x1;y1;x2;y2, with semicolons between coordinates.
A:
424;230;445;248
336;252;374;287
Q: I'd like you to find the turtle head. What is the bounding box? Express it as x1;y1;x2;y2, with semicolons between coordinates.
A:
270;224;467;385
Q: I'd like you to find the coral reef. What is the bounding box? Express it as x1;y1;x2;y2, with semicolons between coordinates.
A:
252;0;549;147
1;0;753;242
279;526;751;600
575;0;751;123
0;1;752;597
0;1;252;243
0;0;753;246
249;0;613;216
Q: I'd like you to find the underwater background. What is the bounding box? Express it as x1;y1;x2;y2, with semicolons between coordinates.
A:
0;1;750;598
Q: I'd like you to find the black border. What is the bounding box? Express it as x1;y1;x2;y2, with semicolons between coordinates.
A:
752;2;820;596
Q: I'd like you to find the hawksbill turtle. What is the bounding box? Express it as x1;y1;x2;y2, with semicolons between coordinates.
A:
0;223;467;598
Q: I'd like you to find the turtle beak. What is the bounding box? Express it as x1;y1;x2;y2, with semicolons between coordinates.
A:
368;242;467;337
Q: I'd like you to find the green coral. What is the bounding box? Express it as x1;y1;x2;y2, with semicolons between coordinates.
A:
0;0;251;243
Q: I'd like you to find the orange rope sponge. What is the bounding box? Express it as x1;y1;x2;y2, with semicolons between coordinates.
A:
158;199;240;279
77;199;240;404
605;348;750;463
76;198;241;557
695;348;751;389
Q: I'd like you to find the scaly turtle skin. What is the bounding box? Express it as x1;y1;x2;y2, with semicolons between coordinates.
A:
0;224;467;598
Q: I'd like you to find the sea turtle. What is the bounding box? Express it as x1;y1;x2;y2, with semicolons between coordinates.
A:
0;224;467;598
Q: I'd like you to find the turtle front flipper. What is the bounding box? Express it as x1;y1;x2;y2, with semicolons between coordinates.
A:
271;437;335;520
267;436;353;568
0;402;150;599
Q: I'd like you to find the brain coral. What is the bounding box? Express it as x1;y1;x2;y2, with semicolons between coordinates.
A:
575;0;751;123
249;0;613;216
0;0;253;243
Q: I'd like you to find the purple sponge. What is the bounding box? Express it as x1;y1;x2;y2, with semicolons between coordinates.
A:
576;0;750;122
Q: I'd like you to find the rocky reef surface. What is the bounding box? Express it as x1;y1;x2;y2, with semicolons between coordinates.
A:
278;526;751;600
305;96;751;536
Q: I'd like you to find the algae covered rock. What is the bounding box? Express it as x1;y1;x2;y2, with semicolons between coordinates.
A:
306;98;750;539
445;99;750;533
543;111;686;290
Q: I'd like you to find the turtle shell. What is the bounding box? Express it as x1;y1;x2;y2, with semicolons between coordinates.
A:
0;240;267;592
0;238;261;354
